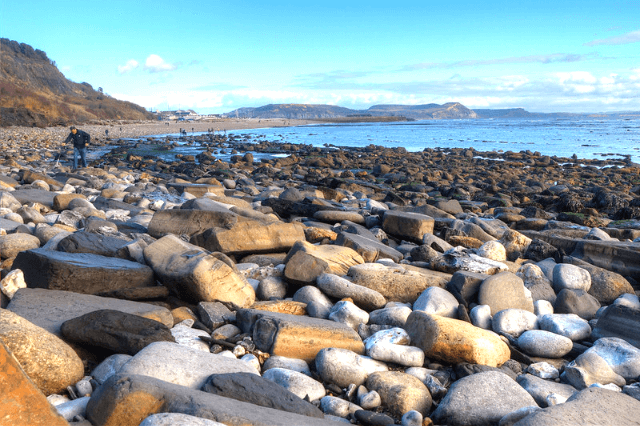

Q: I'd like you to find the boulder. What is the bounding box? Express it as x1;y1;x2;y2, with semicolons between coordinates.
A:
554;289;600;320
538;313;591;341
405;311;510;367
348;262;450;304
236;309;364;362
262;367;326;402
12;248;155;295
0;340;70;426
60;309;175;355
196;220;305;256
316;273;386;311
86;373;343;426
143;235;255;307
564;256;635;304
381;210;434;243
0;309;84;395
552;263;591;293
412;286;459;318
365;371;432;417
0;233;40;259
146;209;237;238
492;309;538;338
516;373;578;407
478;271;534;315
315;347;388;388
57;230;130;258
283;241;364;285
517;330;573;358
334;231;403;263
592;304;640;348
446;270;490;305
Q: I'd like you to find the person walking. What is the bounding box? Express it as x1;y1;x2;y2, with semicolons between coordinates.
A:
63;125;90;170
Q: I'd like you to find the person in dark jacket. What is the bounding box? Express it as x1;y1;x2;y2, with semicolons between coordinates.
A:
63;126;90;169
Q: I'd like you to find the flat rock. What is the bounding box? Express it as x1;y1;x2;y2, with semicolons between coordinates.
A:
60;309;175;355
6;288;172;336
513;388;640;426
283;241;364;285
431;371;537;426
57;230;130;258
0;309;84;395
381;210;434;243
146;209;238;238
12;248;155;295
202;372;324;418
118;341;258;389
86;373;344;426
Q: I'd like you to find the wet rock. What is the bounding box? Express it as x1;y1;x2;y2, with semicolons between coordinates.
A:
431;371;537;426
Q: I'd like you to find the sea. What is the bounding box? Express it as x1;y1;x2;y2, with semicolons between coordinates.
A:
127;117;640;165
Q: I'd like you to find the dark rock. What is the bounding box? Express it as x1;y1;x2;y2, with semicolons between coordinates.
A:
454;362;518;381
60;309;175;355
353;410;395;425
202;372;324;418
524;238;559;262
554;289;601;320
446;270;489;305
592;304;640;348
58;230;131;258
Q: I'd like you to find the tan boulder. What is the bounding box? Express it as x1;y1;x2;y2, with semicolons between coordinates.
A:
0;233;40;259
405;311;511;367
382;210;434;243
0;341;70;426
0;309;84;395
53;193;87;211
365;371;432;417
143;235;255;307
283;241;364;285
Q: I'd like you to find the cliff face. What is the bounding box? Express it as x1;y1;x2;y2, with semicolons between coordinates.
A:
225;102;479;120
0;38;155;127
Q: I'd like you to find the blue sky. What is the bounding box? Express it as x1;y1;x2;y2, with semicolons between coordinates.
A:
2;0;640;113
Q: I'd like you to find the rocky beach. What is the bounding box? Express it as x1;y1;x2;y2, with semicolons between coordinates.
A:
2;119;640;426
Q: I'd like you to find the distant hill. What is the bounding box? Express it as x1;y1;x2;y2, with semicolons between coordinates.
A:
0;38;155;127
224;102;478;120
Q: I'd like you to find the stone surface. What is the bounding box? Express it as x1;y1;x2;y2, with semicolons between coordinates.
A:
431;371;537;426
381;210;434;243
591;304;640;348
478;271;534;315
365;371;432;417
412;286;459;318
198;220;305;256
476;240;507;262
0;233;41;259
492;308;538;338
315;347;388;388
316;273;386;311
516;373;577;407
334;231;403;263
552;263;591;293
202;372;323;418
7;288;173;336
57;230;130;258
86;373;343;426
0;340;70;426
139;413;225;426
554;289;600;320
237;309;364;361
564;256;635;304
328;300;369;330
262;367;326;402
283;241;364;285
146;208;237;238
143;235;255;307
446;270;489;305
118;341;258;389
405;311;510;367
348;262;450;304
513;388;640;426
564;350;626;389
60;309;175;355
538;313;591;341
12;248;155;294
517;330;573;358
0;309;84;395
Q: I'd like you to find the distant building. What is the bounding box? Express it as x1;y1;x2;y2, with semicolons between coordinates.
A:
157;110;221;121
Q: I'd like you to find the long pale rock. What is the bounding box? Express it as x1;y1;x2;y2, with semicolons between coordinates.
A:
348;262;450;304
12;248;155;295
0;341;70;426
118;341;258;389
237;309;364;362
334;232;403;263
146;209;238;238
316;273;386;311
196;220;305;256
86;374;344;426
405;311;510;367
143;235;255;307
6;288;173;336
283;241;364;285
0;309;84;395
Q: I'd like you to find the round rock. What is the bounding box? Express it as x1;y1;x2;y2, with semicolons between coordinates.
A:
412;286;459;318
553;263;591;293
315;347;388;388
538;313;591;341
517;330;573;358
492;308;538;337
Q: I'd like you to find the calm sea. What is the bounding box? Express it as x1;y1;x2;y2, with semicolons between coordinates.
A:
134;117;640;164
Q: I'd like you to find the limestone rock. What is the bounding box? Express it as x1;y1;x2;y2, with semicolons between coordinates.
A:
381;210;434;243
316;273;386;311
0;309;84;395
283;241;364;285
405;311;510;367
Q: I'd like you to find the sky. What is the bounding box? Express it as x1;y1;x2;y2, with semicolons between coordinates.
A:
2;0;640;114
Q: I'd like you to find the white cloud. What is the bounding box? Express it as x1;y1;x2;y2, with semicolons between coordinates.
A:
585;29;640;46
144;54;177;73
117;59;139;74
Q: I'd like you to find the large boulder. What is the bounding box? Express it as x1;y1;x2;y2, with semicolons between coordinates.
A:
381;210;435;243
146;209;237;238
143;235;255;307
478;271;534;315
283;241;364;285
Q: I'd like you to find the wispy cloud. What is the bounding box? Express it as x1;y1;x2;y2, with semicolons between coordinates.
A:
117;59;139;74
143;54;177;73
585;29;640;46
401;53;599;71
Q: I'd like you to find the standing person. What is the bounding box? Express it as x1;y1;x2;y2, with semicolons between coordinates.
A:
63;125;90;170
